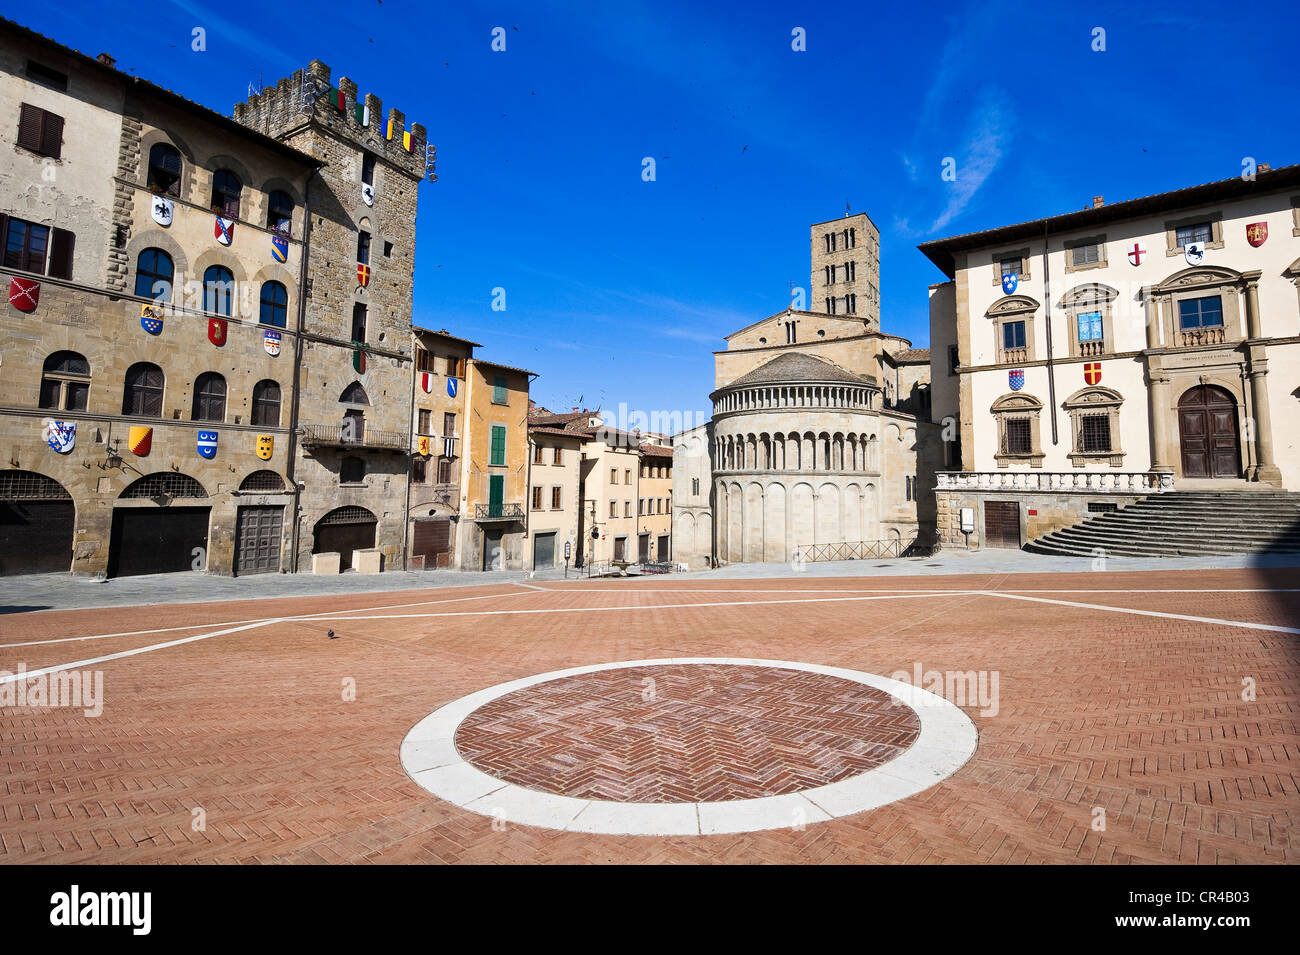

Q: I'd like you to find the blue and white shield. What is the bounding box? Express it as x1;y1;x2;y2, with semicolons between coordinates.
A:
1001;271;1018;295
446;377;458;398
1008;369;1025;391
264;330;282;356
47;420;76;454
197;430;218;459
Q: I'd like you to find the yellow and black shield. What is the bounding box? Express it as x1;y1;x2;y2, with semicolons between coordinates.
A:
256;434;274;460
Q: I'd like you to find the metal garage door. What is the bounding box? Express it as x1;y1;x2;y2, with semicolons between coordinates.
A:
412;517;452;569
108;507;211;577
0;500;75;575
235;505;283;575
533;531;555;570
983;501;1021;549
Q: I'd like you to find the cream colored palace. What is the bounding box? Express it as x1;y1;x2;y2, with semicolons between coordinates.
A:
922;165;1300;548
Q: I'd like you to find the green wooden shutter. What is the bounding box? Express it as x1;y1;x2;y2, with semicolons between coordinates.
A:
488;475;504;517
490;425;506;466
493;375;507;404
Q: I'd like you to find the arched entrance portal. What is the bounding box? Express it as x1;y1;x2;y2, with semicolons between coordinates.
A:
1178;385;1241;479
0;471;74;575
314;506;377;571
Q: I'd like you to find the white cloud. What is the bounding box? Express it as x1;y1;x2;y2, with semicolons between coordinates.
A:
928;89;1015;232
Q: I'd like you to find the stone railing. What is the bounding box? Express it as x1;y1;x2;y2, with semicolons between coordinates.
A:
935;470;1173;493
1000;347;1028;364
300;423;408;450
1179;326;1226;347
1077;340;1105;358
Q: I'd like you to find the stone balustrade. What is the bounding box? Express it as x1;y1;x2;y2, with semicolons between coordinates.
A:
935;470;1174;493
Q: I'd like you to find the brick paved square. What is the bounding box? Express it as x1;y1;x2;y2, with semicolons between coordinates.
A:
0;567;1296;863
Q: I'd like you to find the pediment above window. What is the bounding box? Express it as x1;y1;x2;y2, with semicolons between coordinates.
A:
986;294;1039;317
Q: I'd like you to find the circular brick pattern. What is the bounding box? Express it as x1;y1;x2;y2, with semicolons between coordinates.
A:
453;663;921;803
402;658;978;836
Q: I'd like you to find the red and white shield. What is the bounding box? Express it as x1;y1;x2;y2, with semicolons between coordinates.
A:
420;373;434;394
8;276;39;312
1127;243;1146;266
208;318;227;346
1245;222;1268;247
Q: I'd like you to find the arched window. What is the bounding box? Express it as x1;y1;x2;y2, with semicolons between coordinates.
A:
210;169;241;217
239;470;285;492
251;379;281;427
122;362;164;417
267;190;293;235
339;382;369;405
340;457;366;484
39;351;90;411
191;372;226;422
203;265;234;316
134;248;174;301
147;143;182;196
259;281;288;327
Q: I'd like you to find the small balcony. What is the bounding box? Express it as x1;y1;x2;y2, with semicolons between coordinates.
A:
300;423;408;451
473;502;524;521
1077;340;1106;358
1178;326;1226;348
1000;347;1028;364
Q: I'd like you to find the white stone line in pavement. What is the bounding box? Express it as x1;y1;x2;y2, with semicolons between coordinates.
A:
0;588;541;649
0;620;281;685
978;591;1300;635
528;586;1300;594
292;591;974;622
399;657;979;837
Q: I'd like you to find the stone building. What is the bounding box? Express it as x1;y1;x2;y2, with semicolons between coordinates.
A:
673;213;939;568
0;16;431;576
637;443;673;562
525;417;585;571
233;59;428;573
811;212;881;328
405;327;476;569
920;165;1300;549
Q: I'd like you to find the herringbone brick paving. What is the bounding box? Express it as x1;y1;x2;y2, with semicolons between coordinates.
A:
454;664;920;801
0;568;1296;863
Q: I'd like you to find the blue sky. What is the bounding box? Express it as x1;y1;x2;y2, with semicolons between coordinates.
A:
22;0;1299;419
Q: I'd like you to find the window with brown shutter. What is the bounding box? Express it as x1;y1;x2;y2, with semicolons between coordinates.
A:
48;228;74;280
2;216;51;273
17;103;63;159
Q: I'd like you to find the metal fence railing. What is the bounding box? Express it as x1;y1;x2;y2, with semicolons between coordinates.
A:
795;538;938;562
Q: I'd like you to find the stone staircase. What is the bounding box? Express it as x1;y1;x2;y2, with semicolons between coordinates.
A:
1024;490;1300;557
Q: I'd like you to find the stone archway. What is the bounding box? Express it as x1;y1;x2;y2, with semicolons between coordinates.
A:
1177;385;1240;479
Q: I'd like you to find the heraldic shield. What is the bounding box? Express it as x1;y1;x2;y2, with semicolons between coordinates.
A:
128;425;153;456
256;434;274;460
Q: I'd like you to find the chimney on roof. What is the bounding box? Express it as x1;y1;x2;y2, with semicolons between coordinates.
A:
1259;163;1271;173
1092;195;1104;209
97;52;116;67
571;406;579;413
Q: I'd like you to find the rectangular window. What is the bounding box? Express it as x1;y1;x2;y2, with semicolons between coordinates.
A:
1070;243;1100;267
492;374;508;405
1178;296;1224;330
361;154;375;186
1077;311;1103;342
1080;414;1111;453
551;486;562;510
416;347;435;373
351;303;367;343
3;217;50;274
411;456;428;484
437;457;453;484
1003;320;1027;350
905;476;915;502
417;409;431;434
625;502;632;518
846;260;856;282
16;103;63;159
443;412;456;437
531;486;543;510
691;477;699;495
26;61;69;92
533;443;544;464
610;501;617;518
849;227;856;248
610;468;617;484
948;344;959;375
846;294;856;314
357;230;371;265
638;499;644;516
553;447;563;465
999;257;1019;279
1175;222;1213;247
489;424;506;466
1004;418;1032;455
624;469;631;484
